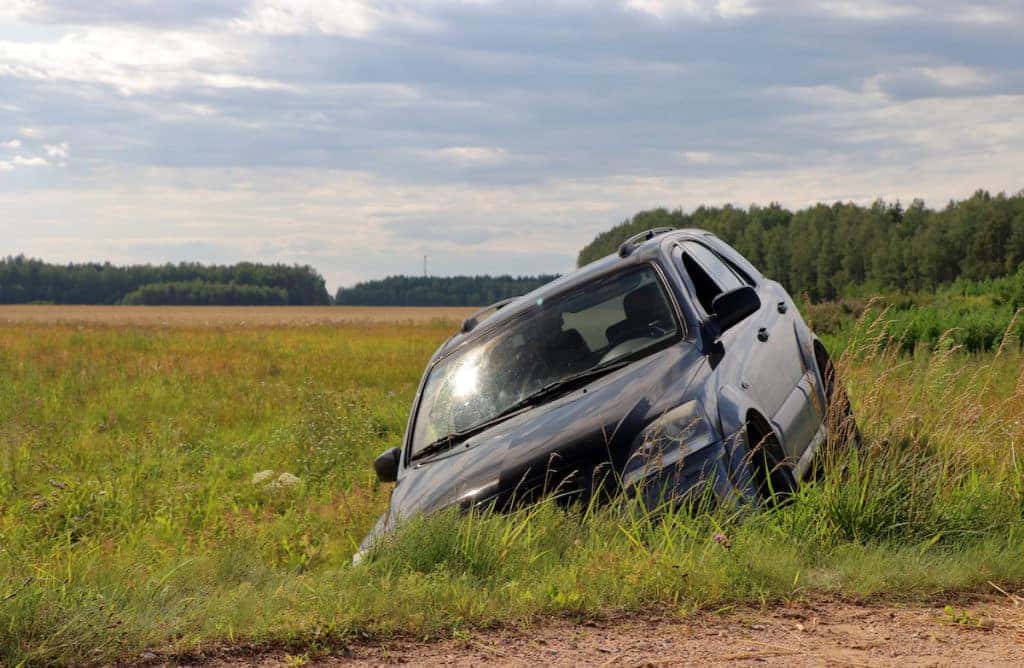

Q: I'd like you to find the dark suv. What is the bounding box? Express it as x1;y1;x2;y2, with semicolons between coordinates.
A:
357;228;855;560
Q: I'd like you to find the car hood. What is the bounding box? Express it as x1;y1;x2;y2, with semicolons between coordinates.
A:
360;342;706;552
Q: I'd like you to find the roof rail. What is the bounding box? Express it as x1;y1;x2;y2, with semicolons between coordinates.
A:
460;297;519;333
617;227;675;258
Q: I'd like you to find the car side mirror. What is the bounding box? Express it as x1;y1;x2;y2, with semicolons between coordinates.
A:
707;287;761;340
374;447;401;483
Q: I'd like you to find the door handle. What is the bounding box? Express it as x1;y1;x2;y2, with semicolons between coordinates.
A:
757;327;769;342
777;301;787;314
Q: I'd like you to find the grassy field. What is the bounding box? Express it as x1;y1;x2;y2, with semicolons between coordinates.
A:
0;305;476;326
1;307;1023;664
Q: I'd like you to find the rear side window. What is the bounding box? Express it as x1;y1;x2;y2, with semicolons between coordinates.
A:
716;250;757;286
677;241;746;314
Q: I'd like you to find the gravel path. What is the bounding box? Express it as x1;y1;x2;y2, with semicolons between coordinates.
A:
199;595;1024;667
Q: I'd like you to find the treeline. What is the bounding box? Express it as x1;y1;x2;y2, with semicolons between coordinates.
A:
122;281;290;306
335;275;559;306
578;189;1024;301
0;256;330;305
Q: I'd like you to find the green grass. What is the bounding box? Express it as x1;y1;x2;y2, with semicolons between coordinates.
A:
1;316;1023;665
806;268;1024;353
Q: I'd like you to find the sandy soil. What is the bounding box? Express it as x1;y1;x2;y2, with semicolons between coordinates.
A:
0;305;475;326
190;596;1024;667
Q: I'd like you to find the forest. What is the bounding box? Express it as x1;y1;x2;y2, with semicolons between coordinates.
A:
334;274;559;306
3;189;1022;307
0;256;331;305
577;189;1024;301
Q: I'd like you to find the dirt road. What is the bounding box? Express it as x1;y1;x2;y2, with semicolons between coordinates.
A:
200;596;1024;667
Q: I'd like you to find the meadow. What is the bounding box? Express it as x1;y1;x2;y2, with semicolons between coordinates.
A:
1;305;1023;665
0;305;476;327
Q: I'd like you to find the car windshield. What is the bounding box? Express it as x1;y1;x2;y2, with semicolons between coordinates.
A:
410;265;680;458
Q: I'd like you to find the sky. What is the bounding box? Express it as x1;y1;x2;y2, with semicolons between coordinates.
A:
0;1;1022;290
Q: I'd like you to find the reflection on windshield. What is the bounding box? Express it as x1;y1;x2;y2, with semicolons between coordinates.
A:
411;266;678;457
451;348;482;398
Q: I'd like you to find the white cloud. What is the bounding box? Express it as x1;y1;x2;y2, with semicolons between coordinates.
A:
815;0;919;20
44;142;69;159
716;0;757;17
682;150;713;163
0;0;37;22
917;65;993;89
0;154;49;170
860;64;997;101
436;145;508;165
0;27;289;95
12;155;48;166
805;0;1023;24
954;5;1022;24
235;0;441;37
0;143;71;171
627;0;756;19
774;84;1024;159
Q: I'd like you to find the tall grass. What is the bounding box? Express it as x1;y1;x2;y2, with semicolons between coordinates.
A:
1;314;1022;665
806;270;1024;353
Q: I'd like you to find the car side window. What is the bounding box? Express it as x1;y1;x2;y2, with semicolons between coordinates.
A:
678;241;745;314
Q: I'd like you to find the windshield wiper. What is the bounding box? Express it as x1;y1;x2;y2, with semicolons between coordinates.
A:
412;359;631;462
532;358;631;400
412;403;535;461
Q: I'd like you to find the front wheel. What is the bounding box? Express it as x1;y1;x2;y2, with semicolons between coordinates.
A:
742;414;797;505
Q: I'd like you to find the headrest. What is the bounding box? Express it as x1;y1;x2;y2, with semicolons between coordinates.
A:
623;283;660;319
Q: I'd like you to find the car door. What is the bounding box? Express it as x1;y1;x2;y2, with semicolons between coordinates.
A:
675;241;808;461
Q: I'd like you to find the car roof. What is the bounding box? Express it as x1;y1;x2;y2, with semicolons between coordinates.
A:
433;228;713;361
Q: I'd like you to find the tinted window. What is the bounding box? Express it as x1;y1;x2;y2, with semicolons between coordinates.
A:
682;242;745;293
718;251;757;286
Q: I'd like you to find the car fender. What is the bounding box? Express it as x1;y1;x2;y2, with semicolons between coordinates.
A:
716;383;763;442
715;383;783;498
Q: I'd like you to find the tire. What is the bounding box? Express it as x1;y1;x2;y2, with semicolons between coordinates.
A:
744;413;797;505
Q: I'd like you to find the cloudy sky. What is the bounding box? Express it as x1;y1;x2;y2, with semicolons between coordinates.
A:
0;1;1021;289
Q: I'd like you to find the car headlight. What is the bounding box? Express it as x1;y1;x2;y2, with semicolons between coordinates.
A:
623;400;718;487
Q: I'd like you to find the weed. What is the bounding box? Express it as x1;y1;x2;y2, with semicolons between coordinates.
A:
942;606;994;630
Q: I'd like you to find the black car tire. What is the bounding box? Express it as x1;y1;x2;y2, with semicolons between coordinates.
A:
744;413;797;504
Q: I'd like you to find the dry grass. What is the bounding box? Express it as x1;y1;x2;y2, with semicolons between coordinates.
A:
0;305;476;327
